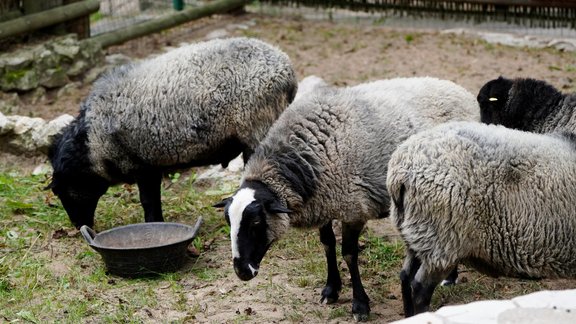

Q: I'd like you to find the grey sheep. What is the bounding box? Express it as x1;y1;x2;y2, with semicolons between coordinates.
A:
477;76;576;132
214;77;479;321
387;121;576;317
48;37;297;228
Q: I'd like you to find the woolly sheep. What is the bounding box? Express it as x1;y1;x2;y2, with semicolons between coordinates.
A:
214;77;479;321
387;121;576;317
48;37;297;228
477;76;576;132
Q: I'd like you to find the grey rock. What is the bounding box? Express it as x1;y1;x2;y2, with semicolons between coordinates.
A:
29;87;47;105
40;68;69;88
56;82;80;99
67;59;91;77
0;92;20;115
50;35;80;58
105;53;133;66
83;65;109;85
0;68;39;91
0;50;34;70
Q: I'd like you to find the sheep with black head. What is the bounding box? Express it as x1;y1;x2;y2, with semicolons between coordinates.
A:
215;77;479;321
477;76;576;132
48;37;297;228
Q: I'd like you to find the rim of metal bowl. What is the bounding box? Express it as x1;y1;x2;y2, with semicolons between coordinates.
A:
79;217;203;251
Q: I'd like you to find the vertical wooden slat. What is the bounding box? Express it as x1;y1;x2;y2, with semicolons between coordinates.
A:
63;0;91;39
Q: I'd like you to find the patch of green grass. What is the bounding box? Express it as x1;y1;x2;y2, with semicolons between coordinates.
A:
0;165;233;322
89;11;104;23
362;234;404;270
328;305;348;319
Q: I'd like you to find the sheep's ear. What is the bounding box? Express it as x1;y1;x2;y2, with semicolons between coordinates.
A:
268;201;292;214
213;197;231;208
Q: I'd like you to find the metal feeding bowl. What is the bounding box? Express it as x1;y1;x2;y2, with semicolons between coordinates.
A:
80;218;202;277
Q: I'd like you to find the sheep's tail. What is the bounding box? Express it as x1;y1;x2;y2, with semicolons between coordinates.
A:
387;171;407;228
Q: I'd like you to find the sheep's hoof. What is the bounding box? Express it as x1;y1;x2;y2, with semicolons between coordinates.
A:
320;286;339;304
441;279;457;286
352;299;370;322
353;313;369;322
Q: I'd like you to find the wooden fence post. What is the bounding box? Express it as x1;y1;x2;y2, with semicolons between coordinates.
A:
63;0;91;39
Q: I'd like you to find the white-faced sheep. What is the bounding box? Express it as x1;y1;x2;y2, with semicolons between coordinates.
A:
214;77;479;321
48;37;297;228
477;76;576;132
387;121;576;317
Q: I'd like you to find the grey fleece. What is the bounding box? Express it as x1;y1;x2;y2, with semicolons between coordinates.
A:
242;77;479;240
84;37;297;179
388;121;576;278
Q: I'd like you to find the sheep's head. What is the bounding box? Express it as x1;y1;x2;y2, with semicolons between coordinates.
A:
478;77;564;131
47;117;110;228
477;76;513;125
214;180;291;281
47;171;109;228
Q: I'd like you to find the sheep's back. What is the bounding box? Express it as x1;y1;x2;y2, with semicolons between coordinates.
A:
86;37;296;174
388;121;576;278
350;77;480;129
248;78;479;226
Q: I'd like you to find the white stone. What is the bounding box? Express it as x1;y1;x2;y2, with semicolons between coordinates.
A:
391;312;446;324
9;116;45;135
511;289;576;310
0;111;13;135
498;307;576;324
435;300;517;324
196;154;244;184
32;114;74;151
32;163;53;176
204;29;229;40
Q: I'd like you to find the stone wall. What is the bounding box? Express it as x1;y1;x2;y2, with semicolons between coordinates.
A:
0;34;103;92
0;112;73;155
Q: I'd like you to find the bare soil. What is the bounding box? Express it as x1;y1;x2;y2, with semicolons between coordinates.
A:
3;11;576;324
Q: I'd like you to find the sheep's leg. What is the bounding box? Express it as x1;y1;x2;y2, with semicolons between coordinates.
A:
242;147;255;164
400;249;421;317
441;266;459;286
412;264;452;315
319;221;342;304
342;222;370;321
136;171;164;222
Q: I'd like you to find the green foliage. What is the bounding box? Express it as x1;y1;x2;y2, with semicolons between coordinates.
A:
89;11;104;23
404;34;414;43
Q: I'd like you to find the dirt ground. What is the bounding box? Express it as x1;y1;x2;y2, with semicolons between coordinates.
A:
4;10;576;324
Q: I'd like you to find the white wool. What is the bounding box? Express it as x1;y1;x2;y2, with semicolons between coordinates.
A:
228;188;256;259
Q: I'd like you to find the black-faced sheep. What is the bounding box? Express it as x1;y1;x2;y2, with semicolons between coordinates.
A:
477;76;576;132
48;37;297;228
387;121;576;317
214;77;479;321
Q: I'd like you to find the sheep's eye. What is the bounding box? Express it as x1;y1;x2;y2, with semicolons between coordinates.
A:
489;97;498;102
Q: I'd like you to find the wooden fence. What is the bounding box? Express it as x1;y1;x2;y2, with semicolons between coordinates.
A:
0;0;93;40
261;0;576;26
0;0;251;49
